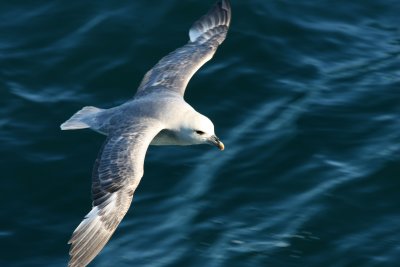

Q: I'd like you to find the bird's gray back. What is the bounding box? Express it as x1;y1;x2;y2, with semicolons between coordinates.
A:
96;91;193;135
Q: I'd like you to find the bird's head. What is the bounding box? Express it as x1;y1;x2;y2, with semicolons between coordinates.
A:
179;111;224;150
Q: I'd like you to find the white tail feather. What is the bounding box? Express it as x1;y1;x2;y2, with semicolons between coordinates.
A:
61;106;102;130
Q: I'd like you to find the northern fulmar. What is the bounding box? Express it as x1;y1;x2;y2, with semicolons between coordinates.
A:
61;0;231;266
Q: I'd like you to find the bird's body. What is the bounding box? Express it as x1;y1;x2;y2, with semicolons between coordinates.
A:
61;1;231;266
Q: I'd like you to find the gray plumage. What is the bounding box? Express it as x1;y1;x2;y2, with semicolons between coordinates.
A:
136;0;230;97
61;1;231;266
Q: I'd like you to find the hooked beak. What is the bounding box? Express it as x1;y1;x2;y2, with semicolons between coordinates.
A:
209;135;225;151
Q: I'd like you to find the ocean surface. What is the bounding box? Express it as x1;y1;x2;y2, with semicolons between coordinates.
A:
1;0;400;266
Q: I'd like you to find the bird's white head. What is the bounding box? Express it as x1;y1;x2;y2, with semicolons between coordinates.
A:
178;111;224;150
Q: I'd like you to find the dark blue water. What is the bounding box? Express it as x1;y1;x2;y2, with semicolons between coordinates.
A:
1;1;400;266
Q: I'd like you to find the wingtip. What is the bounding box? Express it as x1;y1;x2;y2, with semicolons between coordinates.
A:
220;0;231;13
189;0;232;43
213;0;232;25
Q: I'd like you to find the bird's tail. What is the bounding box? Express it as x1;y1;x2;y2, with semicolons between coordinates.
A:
60;106;103;131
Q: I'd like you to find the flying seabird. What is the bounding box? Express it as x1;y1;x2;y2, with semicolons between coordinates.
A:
61;0;231;266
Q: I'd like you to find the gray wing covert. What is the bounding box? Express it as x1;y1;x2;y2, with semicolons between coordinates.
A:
135;0;231;98
68;123;163;267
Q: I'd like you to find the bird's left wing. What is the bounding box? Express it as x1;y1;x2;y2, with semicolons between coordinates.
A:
135;0;231;98
68;121;164;267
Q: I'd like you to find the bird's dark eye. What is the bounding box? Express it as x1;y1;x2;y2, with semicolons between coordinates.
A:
195;130;205;135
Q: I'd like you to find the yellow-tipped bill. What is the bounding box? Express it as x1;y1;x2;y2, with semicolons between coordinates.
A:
209;135;224;151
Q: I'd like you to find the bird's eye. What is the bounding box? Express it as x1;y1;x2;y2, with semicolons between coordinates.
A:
195;130;205;135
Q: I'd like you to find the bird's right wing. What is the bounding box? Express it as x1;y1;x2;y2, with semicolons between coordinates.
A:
135;0;231;98
68;122;163;267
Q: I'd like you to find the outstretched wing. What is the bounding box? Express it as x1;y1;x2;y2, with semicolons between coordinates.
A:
135;0;231;98
68;122;163;267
